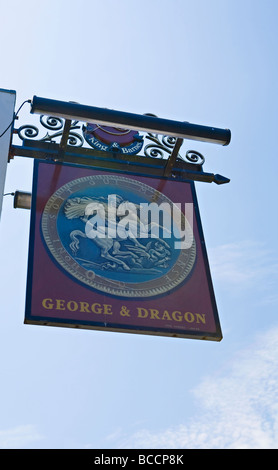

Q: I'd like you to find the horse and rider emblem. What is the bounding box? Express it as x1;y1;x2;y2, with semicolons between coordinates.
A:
41;173;196;298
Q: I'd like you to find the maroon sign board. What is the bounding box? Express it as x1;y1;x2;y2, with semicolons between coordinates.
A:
25;160;222;341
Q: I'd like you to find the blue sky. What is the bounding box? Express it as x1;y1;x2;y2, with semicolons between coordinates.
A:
0;0;278;449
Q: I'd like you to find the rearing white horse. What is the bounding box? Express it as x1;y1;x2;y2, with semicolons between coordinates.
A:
63;195;171;272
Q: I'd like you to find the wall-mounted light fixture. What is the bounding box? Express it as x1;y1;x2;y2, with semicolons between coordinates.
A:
30;96;231;146
13;191;31;209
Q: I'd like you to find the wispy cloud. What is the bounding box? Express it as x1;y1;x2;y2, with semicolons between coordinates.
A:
208;240;278;302
110;326;278;449
209;240;277;284
0;425;43;449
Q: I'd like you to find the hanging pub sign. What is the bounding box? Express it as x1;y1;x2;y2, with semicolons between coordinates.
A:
24;160;222;341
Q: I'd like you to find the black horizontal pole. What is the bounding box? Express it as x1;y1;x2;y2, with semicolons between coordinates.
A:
11;141;230;184
31;96;231;146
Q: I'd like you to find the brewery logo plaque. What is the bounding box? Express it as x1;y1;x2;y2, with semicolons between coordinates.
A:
83;123;144;155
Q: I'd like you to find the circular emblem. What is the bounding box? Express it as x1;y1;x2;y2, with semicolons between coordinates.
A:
41;175;196;298
83;123;144;155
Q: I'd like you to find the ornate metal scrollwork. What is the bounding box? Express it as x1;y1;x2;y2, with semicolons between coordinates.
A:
15;113;205;166
141;114;204;165
144;133;177;159
144;134;205;166
17;125;39;140
184;150;205;166
17;116;84;148
40;115;64;131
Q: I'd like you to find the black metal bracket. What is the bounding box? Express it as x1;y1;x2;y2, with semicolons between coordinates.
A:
164;138;184;177
10;109;231;184
58;119;72;159
10;139;230;185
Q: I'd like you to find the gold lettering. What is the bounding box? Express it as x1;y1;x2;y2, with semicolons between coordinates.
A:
42;298;54;310
184;312;195;323
195;313;206;324
150;309;160;320
79;302;90;312
161;310;171;321
56;299;65;310
41;299;206;326
172;311;182;322
91;303;102;314
120;306;130;316
137;308;148;318
67;300;78;312
103;304;113;315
